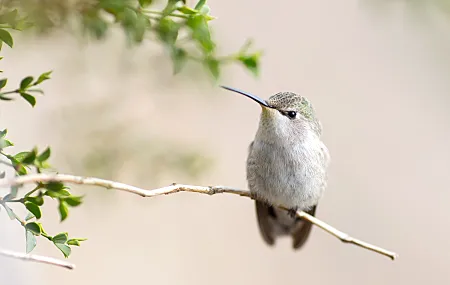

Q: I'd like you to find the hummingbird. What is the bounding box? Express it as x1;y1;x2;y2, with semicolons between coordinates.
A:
221;86;330;249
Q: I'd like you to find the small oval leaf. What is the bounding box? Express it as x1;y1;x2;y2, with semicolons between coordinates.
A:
20;93;36;107
53;232;68;244
64;196;83;207
37;147;51;162
20;76;33;90
0;78;7;89
58;201;69;221
26;230;37;253
25;222;42;235
0;29;13;48
25;202;42;219
25;195;44;206
54;243;71;258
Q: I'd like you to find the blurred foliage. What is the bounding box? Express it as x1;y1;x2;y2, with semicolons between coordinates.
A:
366;0;450;18
55;99;213;182
0;0;261;78
0;0;260;259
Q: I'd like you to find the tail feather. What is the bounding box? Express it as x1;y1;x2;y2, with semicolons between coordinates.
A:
292;206;316;249
255;201;317;250
255;201;275;246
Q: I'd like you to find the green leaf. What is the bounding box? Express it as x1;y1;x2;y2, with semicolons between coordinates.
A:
132;13;149;43
54;243;71;258
119;7;137;30
20;92;36;107
194;0;207;10
9;185;18;198
162;0;184;16
238;52;261;76
2;194;11;201
0;29;13;48
14;18;33;31
138;0;153;7
0;9;18;26
187;15;215;53
64;196;83;207
2;204;17;220
21;150;36;164
34;71;52;85
25;202;42;219
25;195;44;206
67;238;87;246
44;181;64;192
0;138;13;149
157;17;179;45
45;188;70;198
14;151;31;162
37;160;51;169
52;232;68;244
43;182;71;197
177;6;197;14
15;164;27;175
171;47;187;74
0;78;7;89
58;201;69;221
25;222;42;235
82;13;108;39
37;147;51;162
0;94;12;101
205;57;219;79
99;0;127;15
20;76;33;90
26;230;37;253
67;239;80;246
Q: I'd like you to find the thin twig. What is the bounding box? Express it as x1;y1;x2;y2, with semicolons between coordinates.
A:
0;248;75;270
0;173;399;260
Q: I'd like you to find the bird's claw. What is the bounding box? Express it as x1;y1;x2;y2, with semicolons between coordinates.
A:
288;208;298;218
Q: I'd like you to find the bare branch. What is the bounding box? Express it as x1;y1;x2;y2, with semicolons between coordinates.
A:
0;248;75;270
0;173;399;260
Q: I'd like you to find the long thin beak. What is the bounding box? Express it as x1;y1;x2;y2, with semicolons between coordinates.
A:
220;86;272;108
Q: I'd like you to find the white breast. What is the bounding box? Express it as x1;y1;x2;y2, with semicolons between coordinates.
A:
247;132;329;210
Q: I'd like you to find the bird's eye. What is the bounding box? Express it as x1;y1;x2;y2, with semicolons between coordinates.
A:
286;111;297;119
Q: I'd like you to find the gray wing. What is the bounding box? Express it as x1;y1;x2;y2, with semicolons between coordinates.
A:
248;141;275;246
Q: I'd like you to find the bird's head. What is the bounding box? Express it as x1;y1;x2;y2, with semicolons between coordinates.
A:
221;86;322;140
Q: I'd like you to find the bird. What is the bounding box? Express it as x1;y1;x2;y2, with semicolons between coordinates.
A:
221;85;330;249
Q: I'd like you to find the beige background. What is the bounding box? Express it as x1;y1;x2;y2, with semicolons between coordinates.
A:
1;0;450;284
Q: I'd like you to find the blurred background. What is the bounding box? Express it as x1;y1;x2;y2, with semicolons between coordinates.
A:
1;0;450;284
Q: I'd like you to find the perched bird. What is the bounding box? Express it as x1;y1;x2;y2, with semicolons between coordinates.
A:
221;86;330;249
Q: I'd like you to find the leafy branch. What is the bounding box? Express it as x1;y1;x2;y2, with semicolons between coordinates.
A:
0;131;87;257
0;71;52;106
0;0;261;79
0;0;262;262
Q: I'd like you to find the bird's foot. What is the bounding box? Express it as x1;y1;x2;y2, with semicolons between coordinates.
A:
288;207;299;218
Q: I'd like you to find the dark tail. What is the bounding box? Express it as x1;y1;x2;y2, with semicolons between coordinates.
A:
292;206;316;249
255;201;316;250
